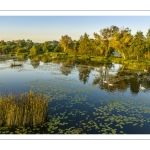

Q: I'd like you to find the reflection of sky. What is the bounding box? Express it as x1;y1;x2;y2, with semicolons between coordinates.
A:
0;60;150;101
109;63;122;75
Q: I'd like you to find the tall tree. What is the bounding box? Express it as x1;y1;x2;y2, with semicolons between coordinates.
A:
146;29;150;59
54;44;64;52
59;35;73;53
93;32;104;56
111;27;133;60
78;33;95;57
130;31;146;61
73;40;79;54
30;45;39;56
26;39;33;50
42;42;52;53
16;39;26;48
0;40;6;46
94;26;119;57
100;27;112;57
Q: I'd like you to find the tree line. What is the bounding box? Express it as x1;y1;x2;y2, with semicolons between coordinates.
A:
1;25;150;61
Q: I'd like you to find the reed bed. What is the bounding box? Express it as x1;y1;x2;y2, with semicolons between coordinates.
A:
0;90;48;128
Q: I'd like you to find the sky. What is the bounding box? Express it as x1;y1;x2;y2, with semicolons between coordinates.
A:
1;16;150;43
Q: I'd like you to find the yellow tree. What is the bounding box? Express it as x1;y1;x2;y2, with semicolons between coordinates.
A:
30;45;39;56
111;27;133;60
94;26;119;57
93;32;105;56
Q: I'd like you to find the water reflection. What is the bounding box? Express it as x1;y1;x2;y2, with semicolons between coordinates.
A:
1;57;150;95
1;57;150;134
30;60;40;68
91;63;150;94
77;65;91;84
60;58;75;76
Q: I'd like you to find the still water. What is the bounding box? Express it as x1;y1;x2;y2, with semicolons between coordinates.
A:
0;58;150;134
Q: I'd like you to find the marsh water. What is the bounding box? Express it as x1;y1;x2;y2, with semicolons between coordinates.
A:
1;57;150;134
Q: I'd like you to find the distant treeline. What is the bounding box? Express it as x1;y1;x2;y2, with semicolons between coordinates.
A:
1;25;150;61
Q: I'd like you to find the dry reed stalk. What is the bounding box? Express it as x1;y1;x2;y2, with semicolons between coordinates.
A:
0;90;48;128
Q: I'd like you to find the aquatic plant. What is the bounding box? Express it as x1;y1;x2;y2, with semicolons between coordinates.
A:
0;90;48;128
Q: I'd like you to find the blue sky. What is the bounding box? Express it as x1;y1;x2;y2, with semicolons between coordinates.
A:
0;16;150;43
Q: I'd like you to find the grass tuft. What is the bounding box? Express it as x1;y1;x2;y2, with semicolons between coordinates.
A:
0;90;48;128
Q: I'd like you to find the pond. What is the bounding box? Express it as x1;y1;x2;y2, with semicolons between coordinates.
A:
0;57;150;134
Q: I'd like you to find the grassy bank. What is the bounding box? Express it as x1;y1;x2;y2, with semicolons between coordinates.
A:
2;52;150;69
0;90;48;128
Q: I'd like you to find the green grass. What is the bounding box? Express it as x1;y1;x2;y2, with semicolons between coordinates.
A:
109;56;123;64
5;51;150;67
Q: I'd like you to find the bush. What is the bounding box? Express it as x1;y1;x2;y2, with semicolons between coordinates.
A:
32;55;41;62
41;56;52;63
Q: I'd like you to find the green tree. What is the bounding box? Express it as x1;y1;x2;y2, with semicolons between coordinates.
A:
59;35;73;53
73;40;79;54
26;39;33;50
30;45;39;56
16;39;26;48
54;44;64;52
94;32;106;56
146;29;150;59
0;40;6;46
130;31;146;61
17;48;28;54
42;42;52;53
100;27;112;57
49;41;59;52
94;26;119;57
0;45;12;54
78;33;95;57
111;27;133;60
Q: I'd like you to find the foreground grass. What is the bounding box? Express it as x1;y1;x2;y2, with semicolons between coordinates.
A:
0;90;48;128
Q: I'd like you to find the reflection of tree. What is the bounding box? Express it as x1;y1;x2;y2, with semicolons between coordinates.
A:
130;77;140;94
94;63;114;82
60;58;75;76
30;60;40;68
64;58;75;66
0;57;6;62
93;77;101;85
60;64;73;76
78;65;91;84
94;79;117;93
92;64;149;94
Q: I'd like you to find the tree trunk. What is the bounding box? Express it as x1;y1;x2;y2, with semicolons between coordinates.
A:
137;55;139;61
122;53;126;60
121;65;126;70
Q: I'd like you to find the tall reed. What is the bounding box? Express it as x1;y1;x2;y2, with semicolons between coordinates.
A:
0;90;48;128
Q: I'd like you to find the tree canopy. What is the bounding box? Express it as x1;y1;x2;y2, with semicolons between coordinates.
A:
1;25;150;61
